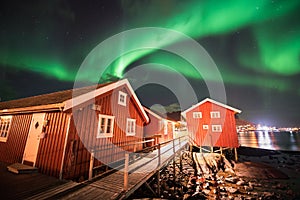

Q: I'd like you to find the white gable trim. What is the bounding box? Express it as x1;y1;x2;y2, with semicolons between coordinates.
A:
181;98;241;117
144;107;162;120
63;79;149;123
144;107;178;123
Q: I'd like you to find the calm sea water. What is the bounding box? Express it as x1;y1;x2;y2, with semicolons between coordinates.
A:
238;131;300;151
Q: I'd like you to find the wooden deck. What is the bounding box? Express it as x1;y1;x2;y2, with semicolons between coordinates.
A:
0;162;77;200
1;137;188;200
46;137;188;200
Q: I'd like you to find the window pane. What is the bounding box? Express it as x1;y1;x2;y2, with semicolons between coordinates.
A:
131;121;135;133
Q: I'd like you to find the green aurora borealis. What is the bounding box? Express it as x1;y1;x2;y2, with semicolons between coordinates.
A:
1;0;300;126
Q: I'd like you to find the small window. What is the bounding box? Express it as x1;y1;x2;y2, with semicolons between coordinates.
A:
0;116;12;142
118;91;127;106
212;125;222;132
126;118;136;136
193;112;202;118
97;114;115;138
203;125;209;130
163;120;168;135
210;111;220;118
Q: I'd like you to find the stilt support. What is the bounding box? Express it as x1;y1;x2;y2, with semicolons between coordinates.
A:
157;170;161;197
234;148;238;161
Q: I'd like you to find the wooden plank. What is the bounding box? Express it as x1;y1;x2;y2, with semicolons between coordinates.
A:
54;138;189;200
26;181;78;200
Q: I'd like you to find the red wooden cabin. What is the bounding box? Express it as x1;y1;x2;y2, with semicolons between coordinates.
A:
143;107;175;146
181;98;241;148
0;79;149;181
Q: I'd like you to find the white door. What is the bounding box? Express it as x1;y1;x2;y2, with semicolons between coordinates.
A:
23;113;45;166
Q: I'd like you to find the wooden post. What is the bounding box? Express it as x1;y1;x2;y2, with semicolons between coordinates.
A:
124;153;129;191
133;143;137;161
200;146;202;153
220;147;223;155
157;143;161;197
157;170;161;197
158;143;161;166
234;148;238;161
173;139;176;154
88;150;94;180
179;151;183;171
210;146;213;153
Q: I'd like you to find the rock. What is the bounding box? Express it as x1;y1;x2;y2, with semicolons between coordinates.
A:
233;197;242;200
251;192;258;196
191;192;207;200
225;168;235;174
244;185;253;192
226;186;238;194
202;189;210;195
286;189;294;196
250;182;262;187
262;192;276;200
236;179;245;186
275;183;286;189
225;176;238;183
183;193;190;200
203;182;210;189
219;186;226;192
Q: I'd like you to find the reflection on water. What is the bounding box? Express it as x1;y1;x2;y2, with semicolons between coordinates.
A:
238;131;300;151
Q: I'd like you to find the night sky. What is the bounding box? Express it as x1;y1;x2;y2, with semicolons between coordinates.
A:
1;0;300;127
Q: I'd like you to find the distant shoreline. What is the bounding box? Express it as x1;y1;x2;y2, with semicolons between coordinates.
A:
238;146;300;156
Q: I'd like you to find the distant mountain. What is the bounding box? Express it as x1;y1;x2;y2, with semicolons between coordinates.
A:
235;118;256;127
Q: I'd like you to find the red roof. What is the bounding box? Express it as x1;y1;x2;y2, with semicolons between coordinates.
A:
0;82;113;110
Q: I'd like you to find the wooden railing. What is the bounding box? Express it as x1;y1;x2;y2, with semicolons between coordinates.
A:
122;136;188;191
88;138;155;180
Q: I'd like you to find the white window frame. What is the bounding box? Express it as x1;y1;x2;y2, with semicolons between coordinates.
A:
203;124;209;130
212;125;222;132
97;114;115;138
163;120;168;135
126;118;136;136
210;111;220;118
118;91;127;106
193;112;202;118
0;116;12;142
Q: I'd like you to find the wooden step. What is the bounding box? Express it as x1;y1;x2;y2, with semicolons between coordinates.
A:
7;163;38;174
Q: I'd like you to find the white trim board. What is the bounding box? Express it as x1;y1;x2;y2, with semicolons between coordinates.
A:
63;79;149;123
181;98;241;118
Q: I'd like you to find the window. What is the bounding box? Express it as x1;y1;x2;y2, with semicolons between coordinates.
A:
203;125;209;130
97;114;114;138
193;112;202;118
212;125;222;132
126;118;136;136
210;111;220;118
0;116;12;142
163;120;168;135
118;91;127;106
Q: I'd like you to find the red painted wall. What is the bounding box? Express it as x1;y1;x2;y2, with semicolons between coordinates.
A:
0;114;32;163
186;101;239;147
35;112;70;178
144;109;174;145
63;84;146;180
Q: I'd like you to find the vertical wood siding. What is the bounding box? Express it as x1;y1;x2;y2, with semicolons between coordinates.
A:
35;112;69;178
0;114;32;163
144;110;174;144
63;85;146;181
186;102;239;147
